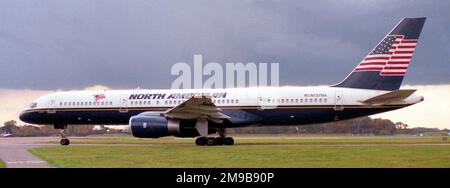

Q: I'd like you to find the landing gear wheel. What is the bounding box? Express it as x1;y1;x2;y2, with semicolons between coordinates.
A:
195;137;207;146
206;137;216;146
60;138;70;146
224;137;234;145
215;137;224;145
56;124;70;146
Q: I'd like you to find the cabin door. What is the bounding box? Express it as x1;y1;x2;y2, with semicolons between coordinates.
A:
119;95;129;113
47;96;57;114
334;91;344;111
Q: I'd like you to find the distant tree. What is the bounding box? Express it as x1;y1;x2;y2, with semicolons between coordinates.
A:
395;122;408;130
2;120;18;134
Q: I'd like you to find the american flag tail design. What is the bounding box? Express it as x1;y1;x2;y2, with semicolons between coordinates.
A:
334;17;426;91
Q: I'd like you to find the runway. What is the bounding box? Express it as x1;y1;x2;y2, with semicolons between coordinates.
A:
0;137;58;168
1;136;449;168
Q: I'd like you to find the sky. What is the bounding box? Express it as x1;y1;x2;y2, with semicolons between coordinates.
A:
0;1;449;128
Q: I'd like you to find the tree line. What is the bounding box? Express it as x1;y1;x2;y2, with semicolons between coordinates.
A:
1;117;448;137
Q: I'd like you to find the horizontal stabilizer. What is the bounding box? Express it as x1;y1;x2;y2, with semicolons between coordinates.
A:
362;89;416;105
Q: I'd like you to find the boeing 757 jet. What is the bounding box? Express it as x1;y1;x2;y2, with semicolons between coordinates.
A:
20;17;426;146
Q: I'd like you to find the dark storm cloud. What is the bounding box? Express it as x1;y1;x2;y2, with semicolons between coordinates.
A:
0;0;449;89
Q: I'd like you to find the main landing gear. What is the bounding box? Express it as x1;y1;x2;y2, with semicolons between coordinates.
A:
55;124;70;146
195;128;234;146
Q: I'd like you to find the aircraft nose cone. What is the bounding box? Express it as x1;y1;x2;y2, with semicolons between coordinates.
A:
19;111;32;123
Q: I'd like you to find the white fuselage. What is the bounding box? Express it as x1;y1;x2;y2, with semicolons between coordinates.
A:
20;86;423;127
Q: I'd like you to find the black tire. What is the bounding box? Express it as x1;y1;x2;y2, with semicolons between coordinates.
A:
60;138;70;146
215;137;224;145
206;137;216;146
195;137;206;146
224;137;234;145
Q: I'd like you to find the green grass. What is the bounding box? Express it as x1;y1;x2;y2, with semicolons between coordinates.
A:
0;159;5;168
30;136;450;168
45;134;449;145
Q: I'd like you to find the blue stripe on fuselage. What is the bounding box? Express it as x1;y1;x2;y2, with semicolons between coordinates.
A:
19;105;407;127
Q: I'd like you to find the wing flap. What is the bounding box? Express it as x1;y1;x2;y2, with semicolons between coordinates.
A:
163;95;230;122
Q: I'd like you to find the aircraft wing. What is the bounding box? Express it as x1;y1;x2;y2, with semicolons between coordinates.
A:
163;95;230;123
362;89;417;105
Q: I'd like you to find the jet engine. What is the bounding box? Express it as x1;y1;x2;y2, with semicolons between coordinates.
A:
129;115;215;138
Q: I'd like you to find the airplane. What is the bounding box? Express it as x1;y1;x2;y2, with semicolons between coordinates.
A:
20;17;426;146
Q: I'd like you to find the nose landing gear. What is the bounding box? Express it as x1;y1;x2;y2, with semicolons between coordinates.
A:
55;124;70;146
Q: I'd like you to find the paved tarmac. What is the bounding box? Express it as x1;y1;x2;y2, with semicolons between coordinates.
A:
0;137;58;168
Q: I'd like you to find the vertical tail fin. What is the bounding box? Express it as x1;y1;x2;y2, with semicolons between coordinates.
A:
334;17;426;90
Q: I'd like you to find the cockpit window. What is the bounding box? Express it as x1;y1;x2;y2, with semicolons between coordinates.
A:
29;102;37;108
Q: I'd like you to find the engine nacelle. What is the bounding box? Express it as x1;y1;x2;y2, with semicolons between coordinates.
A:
129;115;215;138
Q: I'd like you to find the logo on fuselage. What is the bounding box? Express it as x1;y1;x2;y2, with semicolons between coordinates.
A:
128;92;227;100
94;94;106;101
